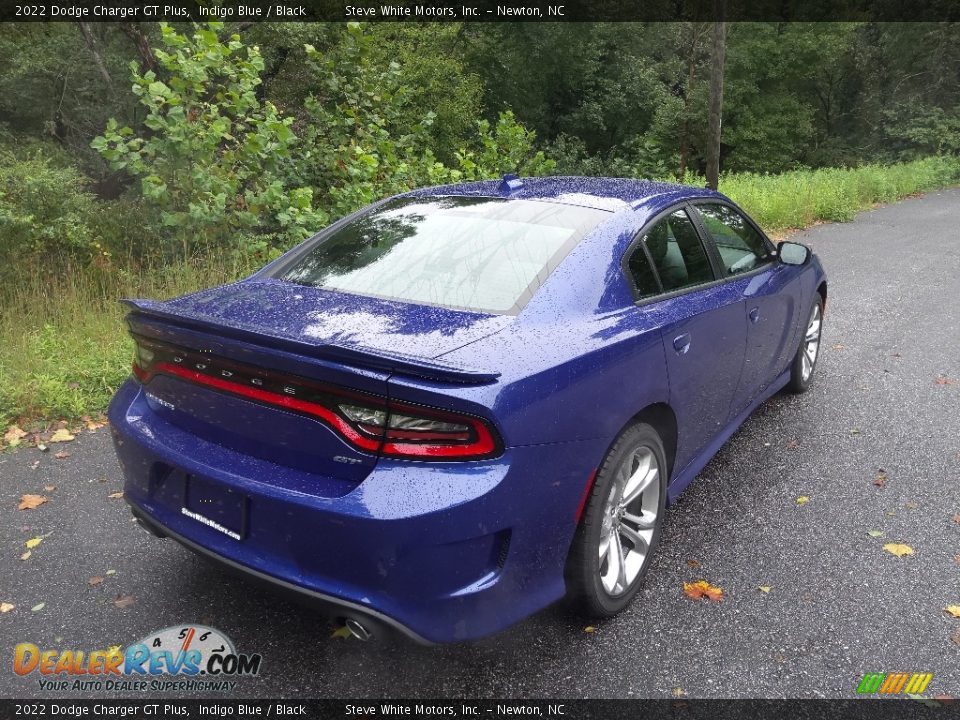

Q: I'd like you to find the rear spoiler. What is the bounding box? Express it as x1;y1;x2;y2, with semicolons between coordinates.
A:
122;299;500;385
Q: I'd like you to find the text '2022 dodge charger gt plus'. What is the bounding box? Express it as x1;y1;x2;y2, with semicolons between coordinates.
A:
109;175;827;644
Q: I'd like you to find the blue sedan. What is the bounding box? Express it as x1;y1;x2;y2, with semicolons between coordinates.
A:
109;176;827;644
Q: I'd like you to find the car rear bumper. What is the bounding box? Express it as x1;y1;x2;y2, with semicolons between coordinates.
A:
109;379;602;643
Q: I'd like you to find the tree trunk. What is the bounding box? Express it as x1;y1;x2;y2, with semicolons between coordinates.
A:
677;24;703;179
77;22;112;87
120;22;157;74
705;14;727;190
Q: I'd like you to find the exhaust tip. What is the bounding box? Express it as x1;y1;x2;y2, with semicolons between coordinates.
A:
344;617;373;642
133;513;166;539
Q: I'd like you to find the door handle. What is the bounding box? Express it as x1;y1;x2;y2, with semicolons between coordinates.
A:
673;333;691;355
748;307;760;324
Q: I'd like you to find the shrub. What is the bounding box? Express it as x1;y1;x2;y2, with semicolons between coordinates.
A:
298;23;554;220
0;146;107;284
92;22;326;260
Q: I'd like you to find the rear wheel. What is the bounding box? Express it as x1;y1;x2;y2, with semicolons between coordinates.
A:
566;423;667;617
787;296;824;393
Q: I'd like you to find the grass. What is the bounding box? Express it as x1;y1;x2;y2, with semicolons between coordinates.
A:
1;156;958;430
719;156;960;231
0;254;258;429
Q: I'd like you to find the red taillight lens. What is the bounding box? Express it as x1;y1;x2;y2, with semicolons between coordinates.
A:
130;337;500;461
337;401;496;458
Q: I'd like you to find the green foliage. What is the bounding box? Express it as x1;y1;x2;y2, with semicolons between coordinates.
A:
92;22;325;258
297;23;552;220
0;145;105;282
366;24;485;164
0;251;261;426
720;156;960;231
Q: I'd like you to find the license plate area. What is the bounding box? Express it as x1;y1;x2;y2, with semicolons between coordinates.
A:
182;475;247;540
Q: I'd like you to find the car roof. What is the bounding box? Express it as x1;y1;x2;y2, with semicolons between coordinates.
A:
402;175;725;213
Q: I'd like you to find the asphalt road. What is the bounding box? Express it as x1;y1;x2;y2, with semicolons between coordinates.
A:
2;189;959;700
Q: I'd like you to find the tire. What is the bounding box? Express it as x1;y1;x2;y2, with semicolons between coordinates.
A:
787;295;824;394
566;422;667;617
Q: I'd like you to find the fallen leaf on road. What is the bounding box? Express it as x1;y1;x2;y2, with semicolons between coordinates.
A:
785;439;799;450
832;343;845;351
106;569;116;575
24;537;43;549
890;352;902;358
20;551;31;561
113;594;135;609
330;625;353;639
873;469;888;488
945;606;960;618
935;376;954;385
583;626;596;633
43;485;56;492
31;603;44;612
758;586;772;594
82;416;107;431
30;461;39;469
904;501;917;509
952;514;960;525
952;628;960;647
867;530;885;538
683;580;724;602
54;451;70;460
955;555;960;566
48;429;75;443
108;491;124;499
849;428;862;435
686;559;701;569
88;576;104;587
0;603;14;613
672;688;686;697
883;543;914;557
18;495;48;510
4;425;27;447
796;496;810;505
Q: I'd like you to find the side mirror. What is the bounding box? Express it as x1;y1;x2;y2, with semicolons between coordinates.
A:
777;241;810;266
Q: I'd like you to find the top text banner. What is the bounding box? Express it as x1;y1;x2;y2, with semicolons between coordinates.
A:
3;0;958;22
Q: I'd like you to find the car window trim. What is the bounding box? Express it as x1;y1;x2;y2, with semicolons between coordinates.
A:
620;202;720;304
621;201;783;309
686;199;777;278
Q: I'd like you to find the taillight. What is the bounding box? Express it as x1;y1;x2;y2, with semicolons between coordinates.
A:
130;336;500;461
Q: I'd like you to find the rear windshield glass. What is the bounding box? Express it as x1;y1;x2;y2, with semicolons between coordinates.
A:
274;196;608;314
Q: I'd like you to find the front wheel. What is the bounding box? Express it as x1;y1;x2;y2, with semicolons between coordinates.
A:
787;296;824;393
566;423;667;617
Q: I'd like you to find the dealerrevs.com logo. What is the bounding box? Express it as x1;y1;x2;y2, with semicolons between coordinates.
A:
13;625;261;692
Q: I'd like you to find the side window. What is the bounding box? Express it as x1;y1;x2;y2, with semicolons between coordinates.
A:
695;203;772;276
628;209;714;296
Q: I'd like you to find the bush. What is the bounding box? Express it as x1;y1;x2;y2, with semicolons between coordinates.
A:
0;147;103;276
298;23;554;220
92;22;326;260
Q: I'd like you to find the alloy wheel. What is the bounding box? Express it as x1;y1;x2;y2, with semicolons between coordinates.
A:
598;446;660;597
801;303;822;381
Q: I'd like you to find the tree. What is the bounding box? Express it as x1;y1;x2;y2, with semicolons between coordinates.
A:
705;16;727;190
92;22;325;258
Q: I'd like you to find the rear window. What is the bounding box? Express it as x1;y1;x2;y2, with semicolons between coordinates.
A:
274;196;608;314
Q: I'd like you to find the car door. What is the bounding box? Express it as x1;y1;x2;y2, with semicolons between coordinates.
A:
625;206;748;472
690;202;803;411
